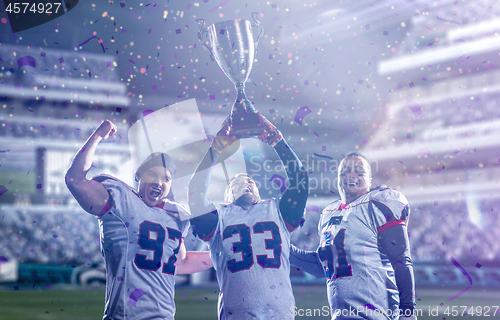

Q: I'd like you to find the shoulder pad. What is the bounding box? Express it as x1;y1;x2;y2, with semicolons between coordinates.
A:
92;174;139;197
163;199;191;220
321;199;342;214
370;187;407;204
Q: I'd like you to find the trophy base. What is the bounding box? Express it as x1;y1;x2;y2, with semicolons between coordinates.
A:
229;112;264;139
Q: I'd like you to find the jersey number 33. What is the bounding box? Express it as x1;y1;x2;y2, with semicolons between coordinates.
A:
223;222;282;273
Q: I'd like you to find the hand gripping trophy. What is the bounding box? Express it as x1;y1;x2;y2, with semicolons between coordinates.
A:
197;12;264;138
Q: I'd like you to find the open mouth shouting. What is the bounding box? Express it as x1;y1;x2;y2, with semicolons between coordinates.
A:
148;185;163;199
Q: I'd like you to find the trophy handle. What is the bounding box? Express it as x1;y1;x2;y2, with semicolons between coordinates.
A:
251;12;264;56
196;18;215;61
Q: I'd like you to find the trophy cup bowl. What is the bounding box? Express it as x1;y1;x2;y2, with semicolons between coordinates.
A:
197;13;264;139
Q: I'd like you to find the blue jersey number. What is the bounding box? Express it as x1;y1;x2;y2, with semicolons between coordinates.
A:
134;221;182;274
253;222;282;268
223;222;282;273
224;224;253;272
318;229;352;279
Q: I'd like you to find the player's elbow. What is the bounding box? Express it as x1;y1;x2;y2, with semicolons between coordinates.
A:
64;170;77;193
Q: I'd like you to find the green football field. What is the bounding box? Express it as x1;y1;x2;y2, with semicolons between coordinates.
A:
0;284;498;319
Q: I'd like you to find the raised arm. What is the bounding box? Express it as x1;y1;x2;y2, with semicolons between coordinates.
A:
189;118;236;240
65;120;117;215
257;114;309;229
175;243;213;274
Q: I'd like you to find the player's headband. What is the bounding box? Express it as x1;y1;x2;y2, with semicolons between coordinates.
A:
135;152;177;182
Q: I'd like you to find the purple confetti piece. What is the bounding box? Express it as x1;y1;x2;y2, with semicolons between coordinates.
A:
45;284;51;289
152;85;157;90
143;110;154;117
313;153;333;160
0;186;8;197
269;174;288;192
306;205;319;213
418;148;431;157
129;288;147;306
358;79;363;84
383;31;388;36
207;0;230;13
17;56;36;69
294;106;312;125
404;100;421;117
446;256;472;301
128;59;135;64
116;107;122;113
304;80;309;86
59;57;64;63
437;16;461;25
476;263;481;269
53;235;58;238
0;256;8;263
210;95;215;100
36;184;42;189
40;52;46;57
409;82;414;88
176;29;182;34
78;36;106;53
120;2;125;7
363;304;376;311
269;109;275;113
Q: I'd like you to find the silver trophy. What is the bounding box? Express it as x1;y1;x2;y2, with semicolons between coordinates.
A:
197;12;264;138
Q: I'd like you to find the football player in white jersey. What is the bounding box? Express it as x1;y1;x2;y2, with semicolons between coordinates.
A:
188;115;309;319
290;153;417;320
65;120;213;320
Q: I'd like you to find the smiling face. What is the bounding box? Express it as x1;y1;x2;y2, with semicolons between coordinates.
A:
138;166;172;207
338;156;372;205
225;174;261;205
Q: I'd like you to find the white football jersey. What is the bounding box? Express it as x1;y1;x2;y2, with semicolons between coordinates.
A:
318;187;410;320
96;175;190;320
206;198;295;320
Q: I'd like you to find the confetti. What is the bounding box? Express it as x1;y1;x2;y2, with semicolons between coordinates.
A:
404;100;422;117
0;185;8;197
436;16;461;25
78;36;106;53
446;256;472;301
17;56;36;69
0;256;8;263
306;205;319;213
313;153;333;160
128;288;147;307
269;174;287;192
294;106;312;125
418;148;431;157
